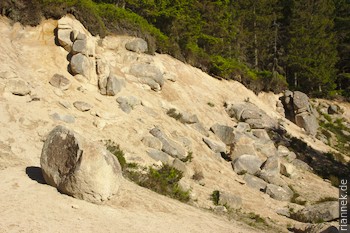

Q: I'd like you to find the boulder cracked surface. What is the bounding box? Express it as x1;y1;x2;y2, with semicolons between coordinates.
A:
40;126;122;203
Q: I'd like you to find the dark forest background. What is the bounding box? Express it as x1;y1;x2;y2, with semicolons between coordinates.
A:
1;0;349;98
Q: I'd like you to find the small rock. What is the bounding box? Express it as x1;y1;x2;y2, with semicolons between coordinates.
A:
147;149;174;164
218;192;242;209
203;137;226;154
265;184;293;201
276;208;291;217
280;162;298;178
243;174;267;191
150;127;187;160
125;38;148;53
142;136;162;150
327;105;339;115
235;122;251;132
261;156;280;176
179;113;199;124
93;119;107;130
172;159;190;177
292;159;312;171
5;79;31;96
73;101;92;112
277;145;290;157
106;75;124;96
190;122;209;137
49;74;71;90
210;124;235;145
232;154;264;175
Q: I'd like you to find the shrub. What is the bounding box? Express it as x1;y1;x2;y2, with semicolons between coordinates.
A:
166;108;182;121
180;151;193;163
207;102;215;107
211;190;220;205
136;165;190;202
192;170;204;181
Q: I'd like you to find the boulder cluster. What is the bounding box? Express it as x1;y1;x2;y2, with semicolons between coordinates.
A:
280;91;319;136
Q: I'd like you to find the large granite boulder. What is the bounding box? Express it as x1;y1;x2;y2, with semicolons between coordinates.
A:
150;127;187;160
40;126;122;203
243;174;267;191
295;112;319;136
125;38;148;53
226;102;277;129
291;201;339;223
203;137;226;154
280;90;318;136
218;191;243;209
232;154;264;175
210;124;235;145
265;184;293;201
70;53;90;76
129;63;164;91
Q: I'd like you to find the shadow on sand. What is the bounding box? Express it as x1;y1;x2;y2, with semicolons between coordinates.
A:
26;166;46;184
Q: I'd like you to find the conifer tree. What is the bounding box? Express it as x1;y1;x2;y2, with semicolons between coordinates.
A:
286;0;338;96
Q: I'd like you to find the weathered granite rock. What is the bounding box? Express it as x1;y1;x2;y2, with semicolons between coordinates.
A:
129;63;164;91
49;74;71;90
73;101;92;112
142;136;162;150
203;137;226;154
5;79;31;96
40;125;122;203
265;184;293;201
291;201;339;223
150;127;187;160
125;38;148;53
190;122;209;137
210;124;235;145
232;154;264;175
218;192;243;209
147;149;174;164
243;174;267;191
70;53;90;76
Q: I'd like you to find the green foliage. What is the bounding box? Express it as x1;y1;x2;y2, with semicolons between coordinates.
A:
286;0;338;96
180;152;193;163
104;140;127;169
319;112;350;157
166;108;182;121
135;165;190;202
1;0;349;98
211;190;220;206
247;212;267;225
207;102;215;107
192;170;204;181
289;185;307;205
104;140;138;171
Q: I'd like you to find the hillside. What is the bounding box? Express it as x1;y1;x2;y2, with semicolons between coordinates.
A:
0;15;349;233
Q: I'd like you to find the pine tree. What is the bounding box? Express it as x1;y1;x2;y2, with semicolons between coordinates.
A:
286;0;338;96
334;0;350;97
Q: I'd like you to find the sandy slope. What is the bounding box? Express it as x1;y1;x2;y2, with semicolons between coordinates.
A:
0;16;340;233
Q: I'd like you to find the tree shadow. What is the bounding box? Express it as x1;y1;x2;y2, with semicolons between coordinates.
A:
268;127;350;185
26;166;46;184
